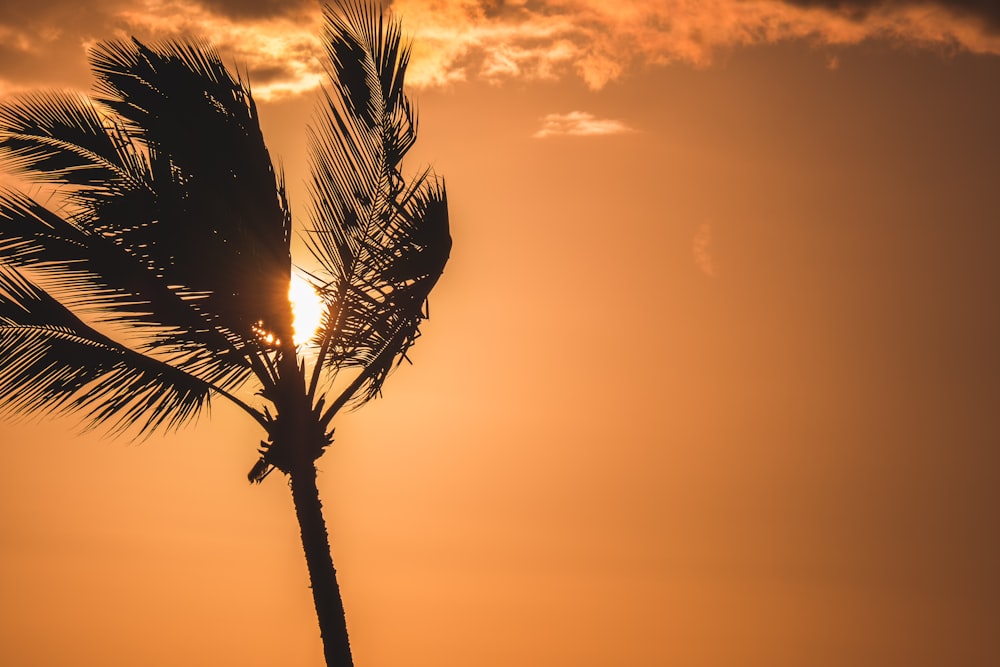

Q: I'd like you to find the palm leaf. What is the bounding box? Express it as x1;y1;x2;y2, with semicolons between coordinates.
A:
0;39;298;391
0;265;210;436
307;0;451;407
88;38;293;345
0;90;144;192
0;188;254;389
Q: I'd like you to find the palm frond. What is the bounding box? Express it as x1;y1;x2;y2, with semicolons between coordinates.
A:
0;90;145;192
88;38;293;345
0;265;211;436
307;0;451;406
0;188;255;389
0;38;298;391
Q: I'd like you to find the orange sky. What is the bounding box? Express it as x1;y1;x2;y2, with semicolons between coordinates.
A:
2;1;1000;665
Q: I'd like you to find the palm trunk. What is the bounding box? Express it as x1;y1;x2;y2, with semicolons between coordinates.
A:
289;462;354;667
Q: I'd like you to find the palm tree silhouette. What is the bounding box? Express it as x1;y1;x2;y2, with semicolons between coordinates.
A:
0;2;449;665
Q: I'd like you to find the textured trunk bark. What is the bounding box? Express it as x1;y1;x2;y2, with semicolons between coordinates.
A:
289;463;354;667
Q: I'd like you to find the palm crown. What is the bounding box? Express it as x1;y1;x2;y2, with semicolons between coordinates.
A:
0;2;449;443
0;2;449;665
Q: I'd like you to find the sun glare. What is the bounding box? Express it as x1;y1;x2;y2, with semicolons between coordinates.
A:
289;273;325;346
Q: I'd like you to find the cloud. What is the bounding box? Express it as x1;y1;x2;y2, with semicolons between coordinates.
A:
533;111;634;138
0;0;324;101
693;222;715;277
197;0;315;19
391;0;1000;89
780;1;1000;30
2;0;1000;100
113;0;325;100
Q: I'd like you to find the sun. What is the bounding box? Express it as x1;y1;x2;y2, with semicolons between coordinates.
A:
289;272;326;346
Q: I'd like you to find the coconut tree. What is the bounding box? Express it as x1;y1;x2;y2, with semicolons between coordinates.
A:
0;1;450;665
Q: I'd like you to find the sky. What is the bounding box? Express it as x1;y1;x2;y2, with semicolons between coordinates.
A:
1;1;1000;665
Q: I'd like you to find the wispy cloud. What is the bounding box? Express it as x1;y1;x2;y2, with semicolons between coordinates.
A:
693;222;715;277
533;111;634;138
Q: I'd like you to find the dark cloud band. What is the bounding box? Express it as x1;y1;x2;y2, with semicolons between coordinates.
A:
781;0;1000;30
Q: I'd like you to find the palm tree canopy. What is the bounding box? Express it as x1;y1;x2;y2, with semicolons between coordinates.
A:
0;39;292;434
0;0;450;442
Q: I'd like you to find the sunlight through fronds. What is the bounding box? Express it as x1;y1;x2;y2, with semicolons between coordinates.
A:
290;272;325;347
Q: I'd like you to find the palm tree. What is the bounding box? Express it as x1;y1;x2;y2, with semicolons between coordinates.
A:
0;2;450;665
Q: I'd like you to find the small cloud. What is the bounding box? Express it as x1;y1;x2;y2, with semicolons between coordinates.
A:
693;222;715;277
825;54;840;70
533;111;634;138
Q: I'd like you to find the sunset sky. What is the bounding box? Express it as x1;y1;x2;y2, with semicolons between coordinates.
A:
2;1;999;665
